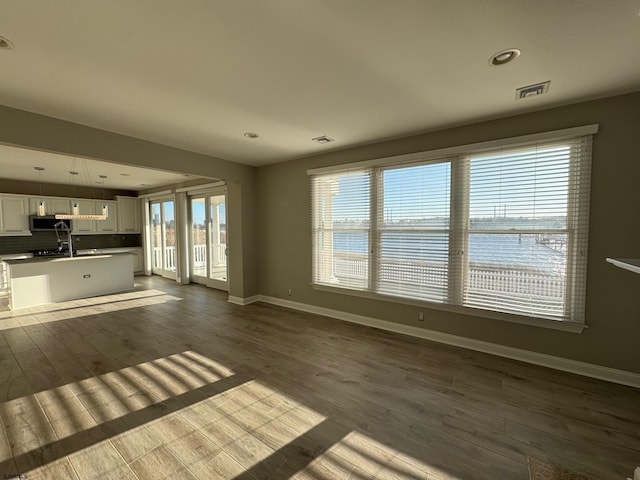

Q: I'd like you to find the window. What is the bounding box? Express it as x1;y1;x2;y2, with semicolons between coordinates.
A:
310;126;595;325
377;162;451;303
312;171;370;290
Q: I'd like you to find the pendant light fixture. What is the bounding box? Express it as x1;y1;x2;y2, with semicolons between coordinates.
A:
99;175;108;217
34;166;46;216
54;158;108;221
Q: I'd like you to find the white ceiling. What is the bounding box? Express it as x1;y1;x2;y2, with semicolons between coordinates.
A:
1;1;639;170
0;144;203;191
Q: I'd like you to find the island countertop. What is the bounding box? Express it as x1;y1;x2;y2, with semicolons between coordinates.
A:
3;253;119;265
0;247;142;261
5;253;134;310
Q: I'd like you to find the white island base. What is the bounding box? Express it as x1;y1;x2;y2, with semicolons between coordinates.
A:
5;254;134;310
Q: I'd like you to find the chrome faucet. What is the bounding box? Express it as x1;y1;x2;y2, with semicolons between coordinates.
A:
54;221;74;258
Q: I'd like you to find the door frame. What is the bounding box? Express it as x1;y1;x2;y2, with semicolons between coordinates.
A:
189;187;228;291
150;197;177;280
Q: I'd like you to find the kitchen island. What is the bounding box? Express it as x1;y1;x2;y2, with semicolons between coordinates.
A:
4;254;134;310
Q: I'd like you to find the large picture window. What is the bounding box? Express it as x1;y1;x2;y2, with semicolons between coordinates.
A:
310;127;595;325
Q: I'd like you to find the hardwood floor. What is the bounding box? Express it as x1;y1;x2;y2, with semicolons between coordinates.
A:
0;276;638;479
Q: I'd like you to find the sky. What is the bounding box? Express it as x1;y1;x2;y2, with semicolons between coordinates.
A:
150;198;226;227
327;145;571;225
191;198;226;226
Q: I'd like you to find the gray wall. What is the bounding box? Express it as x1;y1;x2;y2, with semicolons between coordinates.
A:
0;105;258;298
256;92;640;374
2;94;639;373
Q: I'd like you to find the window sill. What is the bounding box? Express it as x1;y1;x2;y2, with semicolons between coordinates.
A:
312;283;586;333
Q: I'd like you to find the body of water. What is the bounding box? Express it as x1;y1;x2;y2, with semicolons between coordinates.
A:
332;231;566;274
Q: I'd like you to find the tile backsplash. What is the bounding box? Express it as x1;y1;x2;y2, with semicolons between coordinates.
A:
0;232;142;254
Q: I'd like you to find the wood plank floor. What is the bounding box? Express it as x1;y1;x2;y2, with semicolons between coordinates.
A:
0;276;638;479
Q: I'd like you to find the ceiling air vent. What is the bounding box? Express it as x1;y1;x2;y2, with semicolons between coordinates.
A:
516;81;550;100
312;135;334;144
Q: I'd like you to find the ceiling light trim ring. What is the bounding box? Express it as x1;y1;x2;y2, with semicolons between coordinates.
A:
489;48;521;66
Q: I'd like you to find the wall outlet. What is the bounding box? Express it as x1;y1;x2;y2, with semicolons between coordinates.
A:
418;311;424;321
288;288;292;296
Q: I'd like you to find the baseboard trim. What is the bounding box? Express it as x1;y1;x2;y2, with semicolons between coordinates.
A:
258;295;640;389
227;295;260;306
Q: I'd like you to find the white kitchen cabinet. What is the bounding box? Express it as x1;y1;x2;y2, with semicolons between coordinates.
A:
72;199;119;234
130;248;144;274
0;195;30;235
1;253;32;297
0;261;7;297
1;192;137;237
116;196;141;233
96;201;118;233
71;199;96;233
29;197;71;215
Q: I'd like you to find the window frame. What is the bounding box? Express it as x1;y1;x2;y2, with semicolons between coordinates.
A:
374;160;453;303
309;125;597;333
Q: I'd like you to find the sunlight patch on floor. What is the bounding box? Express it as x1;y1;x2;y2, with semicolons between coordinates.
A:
0;351;446;479
0;350;232;473
0;289;183;329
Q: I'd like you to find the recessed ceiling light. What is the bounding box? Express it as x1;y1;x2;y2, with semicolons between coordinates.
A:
0;35;14;50
489;48;521;66
243;132;259;139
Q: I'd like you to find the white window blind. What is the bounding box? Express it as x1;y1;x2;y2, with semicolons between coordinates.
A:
463;138;591;321
377;161;451;302
309;127;594;324
312;171;370;290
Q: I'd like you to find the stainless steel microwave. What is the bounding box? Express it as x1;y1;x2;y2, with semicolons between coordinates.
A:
29;215;73;231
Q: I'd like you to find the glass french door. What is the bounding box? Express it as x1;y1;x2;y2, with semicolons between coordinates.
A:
150;199;177;279
190;192;228;290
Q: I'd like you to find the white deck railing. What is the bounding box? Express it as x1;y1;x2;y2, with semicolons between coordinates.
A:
193;244;206;269
330;252;564;309
153;244;226;272
153;246;176;271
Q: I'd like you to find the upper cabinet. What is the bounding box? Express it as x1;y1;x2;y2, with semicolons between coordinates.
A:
0;195;30;235
116;196;141;233
1;193;141;236
71;199;118;234
70;199;96;233
29;197;70;215
96;201;118;233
